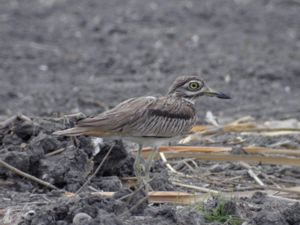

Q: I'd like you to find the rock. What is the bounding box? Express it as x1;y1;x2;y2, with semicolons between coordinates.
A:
282;203;300;225
253;211;289;225
0;151;30;174
73;212;92;225
22;210;36;221
90;209;124;225
92;176;123;192
14;121;38;141
175;208;205;225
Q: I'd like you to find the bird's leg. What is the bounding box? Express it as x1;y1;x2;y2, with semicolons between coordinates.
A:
133;145;159;195
144;146;160;193
122;144;147;205
133;144;144;187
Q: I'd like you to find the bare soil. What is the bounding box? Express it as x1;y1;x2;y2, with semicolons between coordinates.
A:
0;0;300;224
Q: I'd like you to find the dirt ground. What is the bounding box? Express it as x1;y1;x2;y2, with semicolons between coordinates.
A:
0;0;300;224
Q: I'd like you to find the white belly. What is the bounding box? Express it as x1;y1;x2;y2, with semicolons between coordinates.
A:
123;136;181;148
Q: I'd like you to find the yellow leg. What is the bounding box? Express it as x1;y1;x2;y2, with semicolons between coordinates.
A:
122;145;159;207
133;144;144;186
144;146;160;192
133;145;159;193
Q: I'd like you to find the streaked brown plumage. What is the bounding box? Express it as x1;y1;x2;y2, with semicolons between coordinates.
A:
55;96;195;140
54;76;230;146
54;75;230;190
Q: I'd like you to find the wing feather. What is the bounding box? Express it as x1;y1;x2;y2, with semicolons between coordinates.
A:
76;97;156;133
56;96;196;137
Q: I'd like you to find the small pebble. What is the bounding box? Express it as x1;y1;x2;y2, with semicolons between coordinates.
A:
73;212;92;225
23;210;36;221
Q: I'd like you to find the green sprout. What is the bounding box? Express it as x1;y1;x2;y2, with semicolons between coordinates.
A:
197;197;242;225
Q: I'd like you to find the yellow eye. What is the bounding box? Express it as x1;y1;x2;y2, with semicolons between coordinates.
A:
188;81;200;90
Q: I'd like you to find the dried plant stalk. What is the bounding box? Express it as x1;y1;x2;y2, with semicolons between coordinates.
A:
191;121;300;135
139;146;231;158
244;146;300;156
92;191;206;204
161;153;300;167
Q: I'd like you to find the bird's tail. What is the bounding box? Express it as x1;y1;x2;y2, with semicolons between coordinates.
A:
53;127;112;137
53;127;89;136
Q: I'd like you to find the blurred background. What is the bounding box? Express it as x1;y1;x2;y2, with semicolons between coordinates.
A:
0;0;299;121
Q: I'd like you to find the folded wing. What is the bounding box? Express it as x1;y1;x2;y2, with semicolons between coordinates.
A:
54;96;196;137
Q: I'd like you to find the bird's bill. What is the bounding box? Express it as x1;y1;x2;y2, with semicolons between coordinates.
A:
202;86;231;99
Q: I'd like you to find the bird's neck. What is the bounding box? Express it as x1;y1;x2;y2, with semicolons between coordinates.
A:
167;93;196;105
182;97;195;105
169;92;195;105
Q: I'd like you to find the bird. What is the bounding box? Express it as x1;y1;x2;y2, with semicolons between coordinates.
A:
54;75;230;190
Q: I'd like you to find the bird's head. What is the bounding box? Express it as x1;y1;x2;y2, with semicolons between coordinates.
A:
167;76;231;101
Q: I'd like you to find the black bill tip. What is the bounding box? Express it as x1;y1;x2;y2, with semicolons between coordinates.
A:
216;92;231;99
